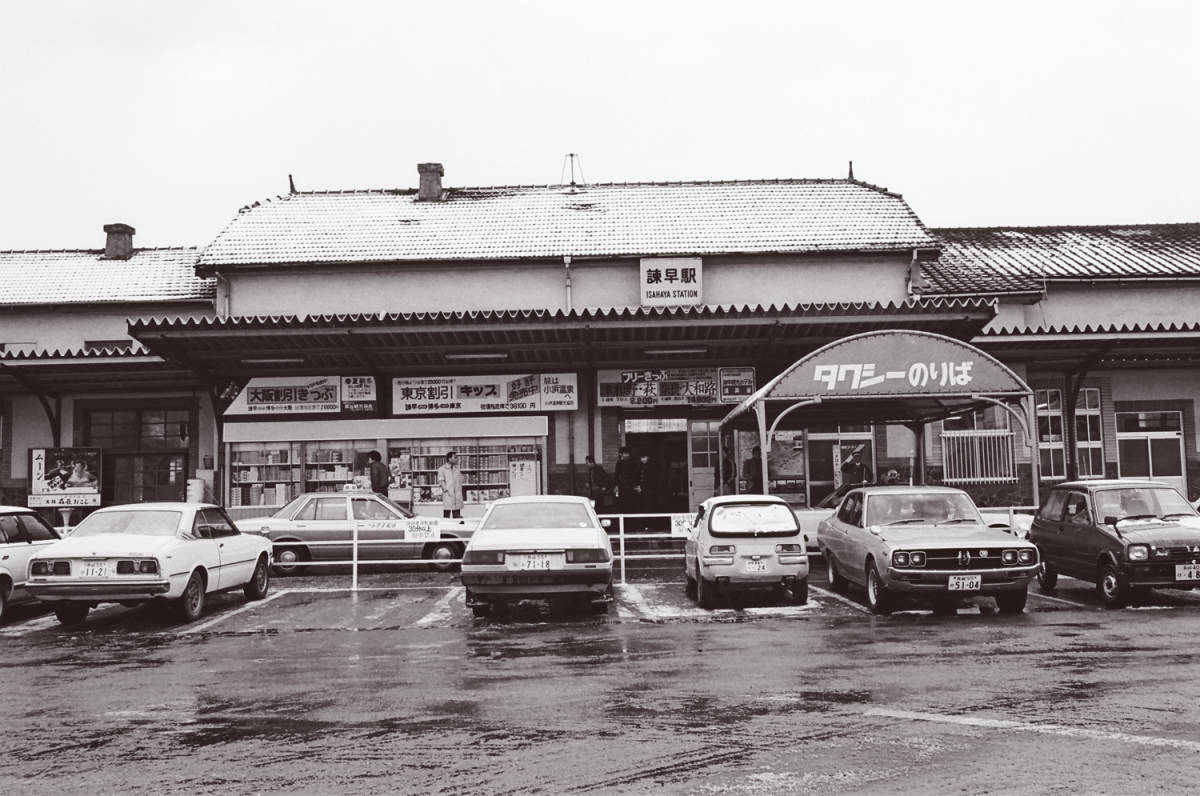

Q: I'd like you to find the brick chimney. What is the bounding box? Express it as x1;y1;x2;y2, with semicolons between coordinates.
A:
417;163;444;201
102;223;136;260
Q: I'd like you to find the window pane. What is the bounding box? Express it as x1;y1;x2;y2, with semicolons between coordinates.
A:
1150;439;1183;477
1118;439;1150;477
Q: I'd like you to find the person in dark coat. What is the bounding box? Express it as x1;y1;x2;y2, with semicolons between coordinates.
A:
637;452;665;513
613;447;639;514
584;455;612;509
365;450;390;496
742;446;764;494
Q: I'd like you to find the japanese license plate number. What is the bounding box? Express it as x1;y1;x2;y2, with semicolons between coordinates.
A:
519;554;552;571
81;561;109;578
1175;563;1200;581
948;574;981;591
745;559;767;573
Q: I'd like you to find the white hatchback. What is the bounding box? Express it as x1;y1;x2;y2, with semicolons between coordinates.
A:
0;506;63;621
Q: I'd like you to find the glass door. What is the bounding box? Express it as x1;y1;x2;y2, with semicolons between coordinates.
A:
1116;412;1187;495
688;420;719;509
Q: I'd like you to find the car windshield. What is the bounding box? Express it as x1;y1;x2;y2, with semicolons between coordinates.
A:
709;503;800;537
1094;487;1196;521
480;502;595;531
274;494;413;519
70;510;183;538
865;493;983;527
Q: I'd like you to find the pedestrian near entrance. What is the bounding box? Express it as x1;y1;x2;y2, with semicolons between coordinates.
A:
365;450;389;496
437;451;465;518
613;447;639;513
841;451;873;485
637;452;665;513
584;455;612;509
742;446;764;493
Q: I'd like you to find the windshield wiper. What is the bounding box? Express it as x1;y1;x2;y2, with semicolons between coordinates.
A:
1160;513;1196;519
883;518;929;526
934;518;979;526
1118;514;1159;522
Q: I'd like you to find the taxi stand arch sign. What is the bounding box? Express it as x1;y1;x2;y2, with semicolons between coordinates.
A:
719;330;1039;506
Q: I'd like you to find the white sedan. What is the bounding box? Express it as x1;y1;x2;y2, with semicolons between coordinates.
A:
26;502;272;625
460;495;614;617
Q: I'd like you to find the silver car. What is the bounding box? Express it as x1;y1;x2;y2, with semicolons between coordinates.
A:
817;486;1038;615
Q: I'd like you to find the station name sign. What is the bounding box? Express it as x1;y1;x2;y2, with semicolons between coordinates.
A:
226;376;377;416
640;257;702;307
392;373;578;415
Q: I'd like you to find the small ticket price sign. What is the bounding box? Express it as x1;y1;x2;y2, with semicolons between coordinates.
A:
403;518;439;542
670;513;694;538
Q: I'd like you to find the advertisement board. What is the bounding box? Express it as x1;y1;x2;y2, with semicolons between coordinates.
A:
392;373;578;415
29;448;102;507
597;367;755;408
226;375;378;415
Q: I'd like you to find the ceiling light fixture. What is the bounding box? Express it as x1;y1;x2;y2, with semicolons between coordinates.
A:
241;357;305;365
444;352;510;361
644;347;708;356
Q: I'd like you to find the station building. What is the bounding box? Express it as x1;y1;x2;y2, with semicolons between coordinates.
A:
3;165;1198;524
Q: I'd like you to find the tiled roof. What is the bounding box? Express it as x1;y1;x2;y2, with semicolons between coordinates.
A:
922;224;1200;295
0;248;213;305
197;179;939;270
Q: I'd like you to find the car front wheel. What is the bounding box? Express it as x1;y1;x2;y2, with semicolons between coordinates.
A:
424;541;461;572
866;563;892;615
1097;562;1127;608
244;556;270;600
1037;559;1058;591
996;589;1028;614
175;571;206;622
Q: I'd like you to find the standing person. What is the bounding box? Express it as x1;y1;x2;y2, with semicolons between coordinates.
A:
584;455;611;509
637;452;664;513
613;446;639;514
840;451;874;485
437;451;465;519
742;445;764;494
716;449;736;495
365;450;390;496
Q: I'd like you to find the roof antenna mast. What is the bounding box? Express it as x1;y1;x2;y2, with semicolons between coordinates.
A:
560;153;587;187
848;160;854;180
288;174;297;194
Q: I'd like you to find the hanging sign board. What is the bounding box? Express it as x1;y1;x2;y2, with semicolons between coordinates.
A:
640;257;702;307
392;373;578;415
598;367;755;408
226;376;377;415
29;448;102;507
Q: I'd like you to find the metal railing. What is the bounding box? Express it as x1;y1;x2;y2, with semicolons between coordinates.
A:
941;429;1017;484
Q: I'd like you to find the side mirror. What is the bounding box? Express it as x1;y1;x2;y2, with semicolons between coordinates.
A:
869;525;882;535
1104;515;1119;527
601;518;612;529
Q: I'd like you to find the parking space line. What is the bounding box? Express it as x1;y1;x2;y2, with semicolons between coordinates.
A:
415;586;463;627
272;585;458;593
1027;591;1089;608
0;614;61;637
866;707;1200;752
180;589;291;634
808;585;872;614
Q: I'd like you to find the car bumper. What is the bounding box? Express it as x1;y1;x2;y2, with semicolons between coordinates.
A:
1123;562;1200;588
701;557;809;589
461;568;612;598
883;566;1036;593
25;579;172;602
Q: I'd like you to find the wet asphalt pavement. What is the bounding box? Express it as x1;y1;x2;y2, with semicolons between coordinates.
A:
5;566;1200;795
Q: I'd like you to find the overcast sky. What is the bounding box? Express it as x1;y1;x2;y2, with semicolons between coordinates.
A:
2;0;1197;249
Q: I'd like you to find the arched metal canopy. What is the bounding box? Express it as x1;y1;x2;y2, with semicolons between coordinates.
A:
720;329;1039;504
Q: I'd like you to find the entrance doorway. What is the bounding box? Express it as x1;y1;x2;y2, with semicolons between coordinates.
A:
1117;411;1187;495
623;428;689;513
806;425;875;506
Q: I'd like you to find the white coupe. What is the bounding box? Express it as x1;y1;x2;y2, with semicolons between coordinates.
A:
26;502;272;625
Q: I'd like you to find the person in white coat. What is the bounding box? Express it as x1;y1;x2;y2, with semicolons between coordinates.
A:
437;451;465;518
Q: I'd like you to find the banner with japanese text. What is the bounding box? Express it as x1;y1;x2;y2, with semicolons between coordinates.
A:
597;367;755;408
225;375;378;415
639;257;702;306
392;373;578;415
29;447;102;507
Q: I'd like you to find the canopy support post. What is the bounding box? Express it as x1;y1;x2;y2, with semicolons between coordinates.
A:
755;401;769;495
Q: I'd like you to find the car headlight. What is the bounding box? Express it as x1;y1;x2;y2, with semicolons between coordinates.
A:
1127;544;1149;562
1018;549;1036;564
892;551;910;567
910;551;926;567
1002;549;1018;565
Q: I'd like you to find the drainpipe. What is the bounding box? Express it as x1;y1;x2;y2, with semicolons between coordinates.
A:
215;271;232;318
563;255;573;311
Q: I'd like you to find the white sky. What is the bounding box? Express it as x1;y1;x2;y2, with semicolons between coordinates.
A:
2;0;1197;249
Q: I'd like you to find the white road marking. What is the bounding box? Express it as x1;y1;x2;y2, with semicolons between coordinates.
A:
1027;591;1089;608
415;586;463;627
273;585;458;593
866;707;1200;752
179;589;290;634
808;585;872;614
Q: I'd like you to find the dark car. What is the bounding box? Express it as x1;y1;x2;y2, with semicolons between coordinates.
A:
1029;479;1200;608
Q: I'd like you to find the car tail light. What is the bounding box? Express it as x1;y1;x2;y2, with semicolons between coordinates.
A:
139;560;159;574
565;549;610;563
708;545;736;555
1018;549;1036;564
31;561;50;576
53;561;71;575
462;550;505;565
117;560;135;574
775;544;803;553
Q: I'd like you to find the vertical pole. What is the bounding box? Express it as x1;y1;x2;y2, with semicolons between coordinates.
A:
914;423;927;484
619;515;627;585
351;514;359;593
1027;394;1041;508
756;401;769;496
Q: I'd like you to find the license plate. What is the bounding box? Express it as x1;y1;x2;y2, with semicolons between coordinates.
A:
518;554;552;571
948;574;982;591
1176;564;1200;581
745;559;767;573
81;561;108;578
